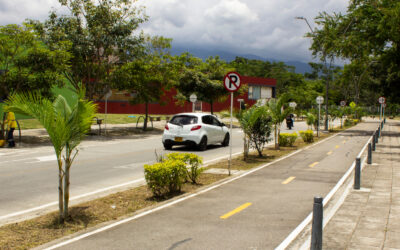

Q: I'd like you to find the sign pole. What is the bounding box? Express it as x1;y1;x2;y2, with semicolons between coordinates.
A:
224;72;241;177
318;104;320;137
380;104;382;120
229;92;233;176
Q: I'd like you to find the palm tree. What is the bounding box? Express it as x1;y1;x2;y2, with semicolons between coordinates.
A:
5;87;96;223
266;96;291;149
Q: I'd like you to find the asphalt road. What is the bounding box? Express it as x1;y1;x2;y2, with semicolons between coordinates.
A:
50;121;377;250
0;119;339;225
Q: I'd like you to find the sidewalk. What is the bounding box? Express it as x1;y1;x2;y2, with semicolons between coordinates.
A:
323;120;400;249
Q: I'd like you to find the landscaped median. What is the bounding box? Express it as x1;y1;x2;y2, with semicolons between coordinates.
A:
0;125;353;249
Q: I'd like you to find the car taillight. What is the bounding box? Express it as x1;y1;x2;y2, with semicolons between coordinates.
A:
165;124;169;130
191;125;201;131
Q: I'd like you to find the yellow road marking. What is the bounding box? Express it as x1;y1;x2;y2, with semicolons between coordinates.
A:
327;151;333;155
282;176;296;185
220;203;252;219
309;162;319;168
335;145;340;149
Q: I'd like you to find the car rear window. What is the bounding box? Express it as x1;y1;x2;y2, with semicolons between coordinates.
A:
170;115;198;125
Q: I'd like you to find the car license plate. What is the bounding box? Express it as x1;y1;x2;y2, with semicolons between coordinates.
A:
174;137;183;142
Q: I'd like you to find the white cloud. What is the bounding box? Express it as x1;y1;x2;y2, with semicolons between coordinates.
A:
0;0;348;63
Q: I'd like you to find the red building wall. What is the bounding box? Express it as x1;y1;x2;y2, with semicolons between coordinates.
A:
96;76;276;114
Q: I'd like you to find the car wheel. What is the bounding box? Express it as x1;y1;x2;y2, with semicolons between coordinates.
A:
221;133;229;147
163;143;172;150
198;136;207;151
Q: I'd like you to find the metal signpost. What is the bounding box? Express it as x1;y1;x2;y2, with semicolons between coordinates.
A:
104;90;112;135
224;72;242;176
340;101;346;128
189;93;197;112
316;96;324;137
378;96;385;120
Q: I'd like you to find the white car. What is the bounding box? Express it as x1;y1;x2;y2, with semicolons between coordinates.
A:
162;113;230;151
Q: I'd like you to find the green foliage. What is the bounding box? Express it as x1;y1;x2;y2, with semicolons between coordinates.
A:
305;113;316;130
31;0;147;100
111;35;175;130
0;24;70;99
144;159;187;197
265;96;292;149
278;132;298;147
5;86;97;222
176;55;233;114
310;1;400;105
238;105;273;157
299;130;314;143
166;153;204;184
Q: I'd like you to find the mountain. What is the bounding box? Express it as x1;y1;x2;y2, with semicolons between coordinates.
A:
170;46;313;74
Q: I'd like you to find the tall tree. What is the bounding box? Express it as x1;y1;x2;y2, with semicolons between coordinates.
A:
0;24;70;100
31;0;147;100
310;0;400;104
177;56;231;114
5;86;97;223
111;36;176;130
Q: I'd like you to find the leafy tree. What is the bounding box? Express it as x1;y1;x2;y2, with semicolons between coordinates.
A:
310;1;400;105
177;56;231;114
265;96;291;149
5;87;96;223
111;36;175;130
0;24;70;100
31;0;147;100
237;105;272;157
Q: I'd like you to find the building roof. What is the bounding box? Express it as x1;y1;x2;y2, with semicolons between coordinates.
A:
241;76;276;86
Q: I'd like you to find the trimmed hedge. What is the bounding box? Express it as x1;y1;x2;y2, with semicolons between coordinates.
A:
144;153;204;197
144;159;186;197
299;130;314;143
279;132;298;147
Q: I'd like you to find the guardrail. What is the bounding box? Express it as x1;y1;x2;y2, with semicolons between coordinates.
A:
276;119;386;250
309;119;385;250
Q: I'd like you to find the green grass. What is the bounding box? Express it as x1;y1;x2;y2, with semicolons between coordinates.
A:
15;114;172;130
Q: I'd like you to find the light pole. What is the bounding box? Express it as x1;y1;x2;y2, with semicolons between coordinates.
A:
295;16;330;131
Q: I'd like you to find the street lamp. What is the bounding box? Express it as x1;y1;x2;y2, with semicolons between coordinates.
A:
295;16;330;131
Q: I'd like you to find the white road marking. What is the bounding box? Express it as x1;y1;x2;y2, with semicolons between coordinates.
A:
37;155;57;162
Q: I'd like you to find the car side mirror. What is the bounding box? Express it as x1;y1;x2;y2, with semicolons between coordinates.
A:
221;123;226;127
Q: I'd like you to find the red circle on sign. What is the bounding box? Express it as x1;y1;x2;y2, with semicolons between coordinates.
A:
378;96;386;104
224;72;242;92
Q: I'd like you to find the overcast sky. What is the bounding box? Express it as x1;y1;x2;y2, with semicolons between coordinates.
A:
0;0;349;63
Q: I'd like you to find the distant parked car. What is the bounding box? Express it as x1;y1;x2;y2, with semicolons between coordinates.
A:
162;113;229;151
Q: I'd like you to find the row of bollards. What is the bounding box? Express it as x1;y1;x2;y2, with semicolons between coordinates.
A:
310;120;385;250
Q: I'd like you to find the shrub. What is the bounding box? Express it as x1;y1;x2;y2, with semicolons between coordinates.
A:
279;132;298;147
144;159;187;197
299;130;314;143
166;153;204;184
306;113;316;129
344;119;354;127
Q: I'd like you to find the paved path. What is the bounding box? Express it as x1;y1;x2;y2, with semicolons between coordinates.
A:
41;121;377;249
323;119;400;249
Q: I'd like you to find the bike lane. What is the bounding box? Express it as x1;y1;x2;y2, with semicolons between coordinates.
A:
45;122;378;250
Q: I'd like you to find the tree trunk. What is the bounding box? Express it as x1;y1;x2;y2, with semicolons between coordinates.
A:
57;158;64;223
210;101;214;114
143;101;148;131
243;136;249;160
63;147;71;220
274;125;279;149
